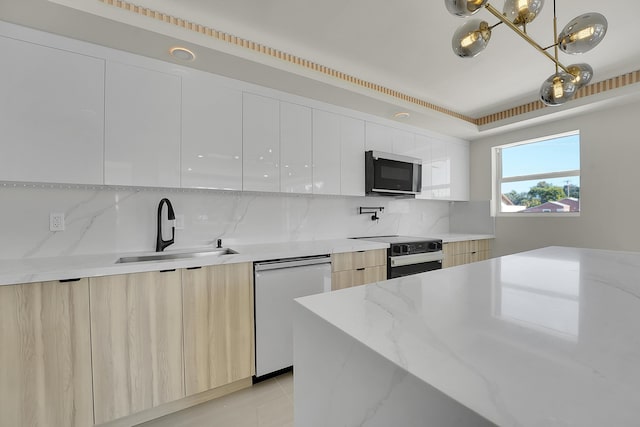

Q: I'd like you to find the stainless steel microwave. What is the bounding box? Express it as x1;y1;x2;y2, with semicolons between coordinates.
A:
365;150;422;196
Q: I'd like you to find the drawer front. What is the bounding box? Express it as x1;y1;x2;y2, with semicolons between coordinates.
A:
352;249;386;269
332;249;387;272
331;270;355;291
353;266;387;286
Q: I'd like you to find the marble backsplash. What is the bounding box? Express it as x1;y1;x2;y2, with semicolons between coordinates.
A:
0;183;451;259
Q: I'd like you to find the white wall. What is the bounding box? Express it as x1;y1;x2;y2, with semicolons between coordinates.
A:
470;100;640;257
0;184;450;259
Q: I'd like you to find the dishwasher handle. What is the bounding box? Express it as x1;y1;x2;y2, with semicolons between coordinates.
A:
254;255;331;272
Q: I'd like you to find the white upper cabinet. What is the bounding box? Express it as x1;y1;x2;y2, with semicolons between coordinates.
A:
182;71;243;190
104;61;181;187
414;134;433;200
430;139;451;200
312;110;341;195
280;102;312;194
449;140;470;201
243;92;280;192
424;138;470;201
365;122;414;156
340;116;365;196
365;122;394;153
392;129;415;156
0;36;105;184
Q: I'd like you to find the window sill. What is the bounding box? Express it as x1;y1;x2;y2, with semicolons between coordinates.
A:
497;212;581;218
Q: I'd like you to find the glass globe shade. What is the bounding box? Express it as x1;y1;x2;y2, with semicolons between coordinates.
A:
444;0;489;17
503;0;545;26
540;72;577;106
567;63;593;89
452;20;491;58
558;12;607;54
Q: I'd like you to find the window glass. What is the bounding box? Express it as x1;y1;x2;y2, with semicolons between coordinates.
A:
496;132;580;214
502;134;579;177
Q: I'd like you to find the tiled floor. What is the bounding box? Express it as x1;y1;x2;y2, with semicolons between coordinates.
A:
139;373;293;427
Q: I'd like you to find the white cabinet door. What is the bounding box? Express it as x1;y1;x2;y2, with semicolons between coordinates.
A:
430;139;451;200
0;36;105;184
364;122;394;153
449;140;470;201
312;110;341;195
365;122;414;156
182;71;242;190
425;139;469;201
340;116;365;196
414;134;433;200
104;62;181;187
392;129;415;156
280;102;312;194
243;93;280;192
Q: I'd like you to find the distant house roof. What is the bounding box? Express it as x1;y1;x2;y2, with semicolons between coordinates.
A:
523;201;570;213
557;197;580;212
501;194;515;206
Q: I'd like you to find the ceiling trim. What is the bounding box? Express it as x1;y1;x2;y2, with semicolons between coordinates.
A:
98;0;478;124
478;70;640;126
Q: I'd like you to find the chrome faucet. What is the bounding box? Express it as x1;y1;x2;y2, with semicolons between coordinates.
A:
156;198;175;252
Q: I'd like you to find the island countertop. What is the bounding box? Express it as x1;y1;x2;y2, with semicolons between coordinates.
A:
295;246;640;426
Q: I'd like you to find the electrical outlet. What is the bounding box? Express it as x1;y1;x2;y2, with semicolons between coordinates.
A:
50;212;65;231
175;214;185;230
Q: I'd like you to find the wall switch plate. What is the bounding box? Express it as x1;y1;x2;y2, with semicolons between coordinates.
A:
50;212;65;231
175;214;185;230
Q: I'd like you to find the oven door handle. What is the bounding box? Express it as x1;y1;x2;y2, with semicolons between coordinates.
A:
390;251;444;267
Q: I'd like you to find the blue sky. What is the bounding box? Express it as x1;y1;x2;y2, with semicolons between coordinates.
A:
501;134;580;195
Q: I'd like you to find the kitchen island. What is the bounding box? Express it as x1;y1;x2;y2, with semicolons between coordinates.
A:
293;246;640;426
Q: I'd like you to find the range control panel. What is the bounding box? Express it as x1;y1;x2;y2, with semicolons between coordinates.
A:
390;240;442;255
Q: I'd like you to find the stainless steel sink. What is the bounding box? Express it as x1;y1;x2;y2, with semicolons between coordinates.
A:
115;248;238;264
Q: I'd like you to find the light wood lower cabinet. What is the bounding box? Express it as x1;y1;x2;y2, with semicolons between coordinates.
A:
182;263;254;396
0;279;93;427
331;249;387;290
89;270;185;424
442;239;491;268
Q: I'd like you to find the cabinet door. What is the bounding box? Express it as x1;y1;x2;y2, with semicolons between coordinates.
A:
0;279;93;427
414;134;432;199
449;140;470;201
0;36;105;185
104;61;181;187
182;71;243;190
243;92;280;192
430;139;451;199
90;271;184;424
340;116;365;196
312;109;341;195
280;102;312;193
365;122;394;153
182;263;254;396
392;129;415;156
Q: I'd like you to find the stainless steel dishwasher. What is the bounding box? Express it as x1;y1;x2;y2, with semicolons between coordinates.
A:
254;255;331;379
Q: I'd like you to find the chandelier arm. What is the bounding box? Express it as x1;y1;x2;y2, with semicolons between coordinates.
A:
489;21;504;30
484;3;570;73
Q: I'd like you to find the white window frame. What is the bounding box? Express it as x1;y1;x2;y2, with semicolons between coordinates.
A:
492;130;580;217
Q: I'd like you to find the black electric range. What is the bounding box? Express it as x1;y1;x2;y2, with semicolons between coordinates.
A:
351;235;443;279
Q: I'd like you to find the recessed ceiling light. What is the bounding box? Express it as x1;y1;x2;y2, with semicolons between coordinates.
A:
393;112;410;119
169;47;195;61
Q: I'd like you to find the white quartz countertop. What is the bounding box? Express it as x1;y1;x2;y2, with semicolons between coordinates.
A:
296;246;640;426
423;233;495;243
0;239;388;286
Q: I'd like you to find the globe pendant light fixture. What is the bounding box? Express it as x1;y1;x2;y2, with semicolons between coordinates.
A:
445;0;607;106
